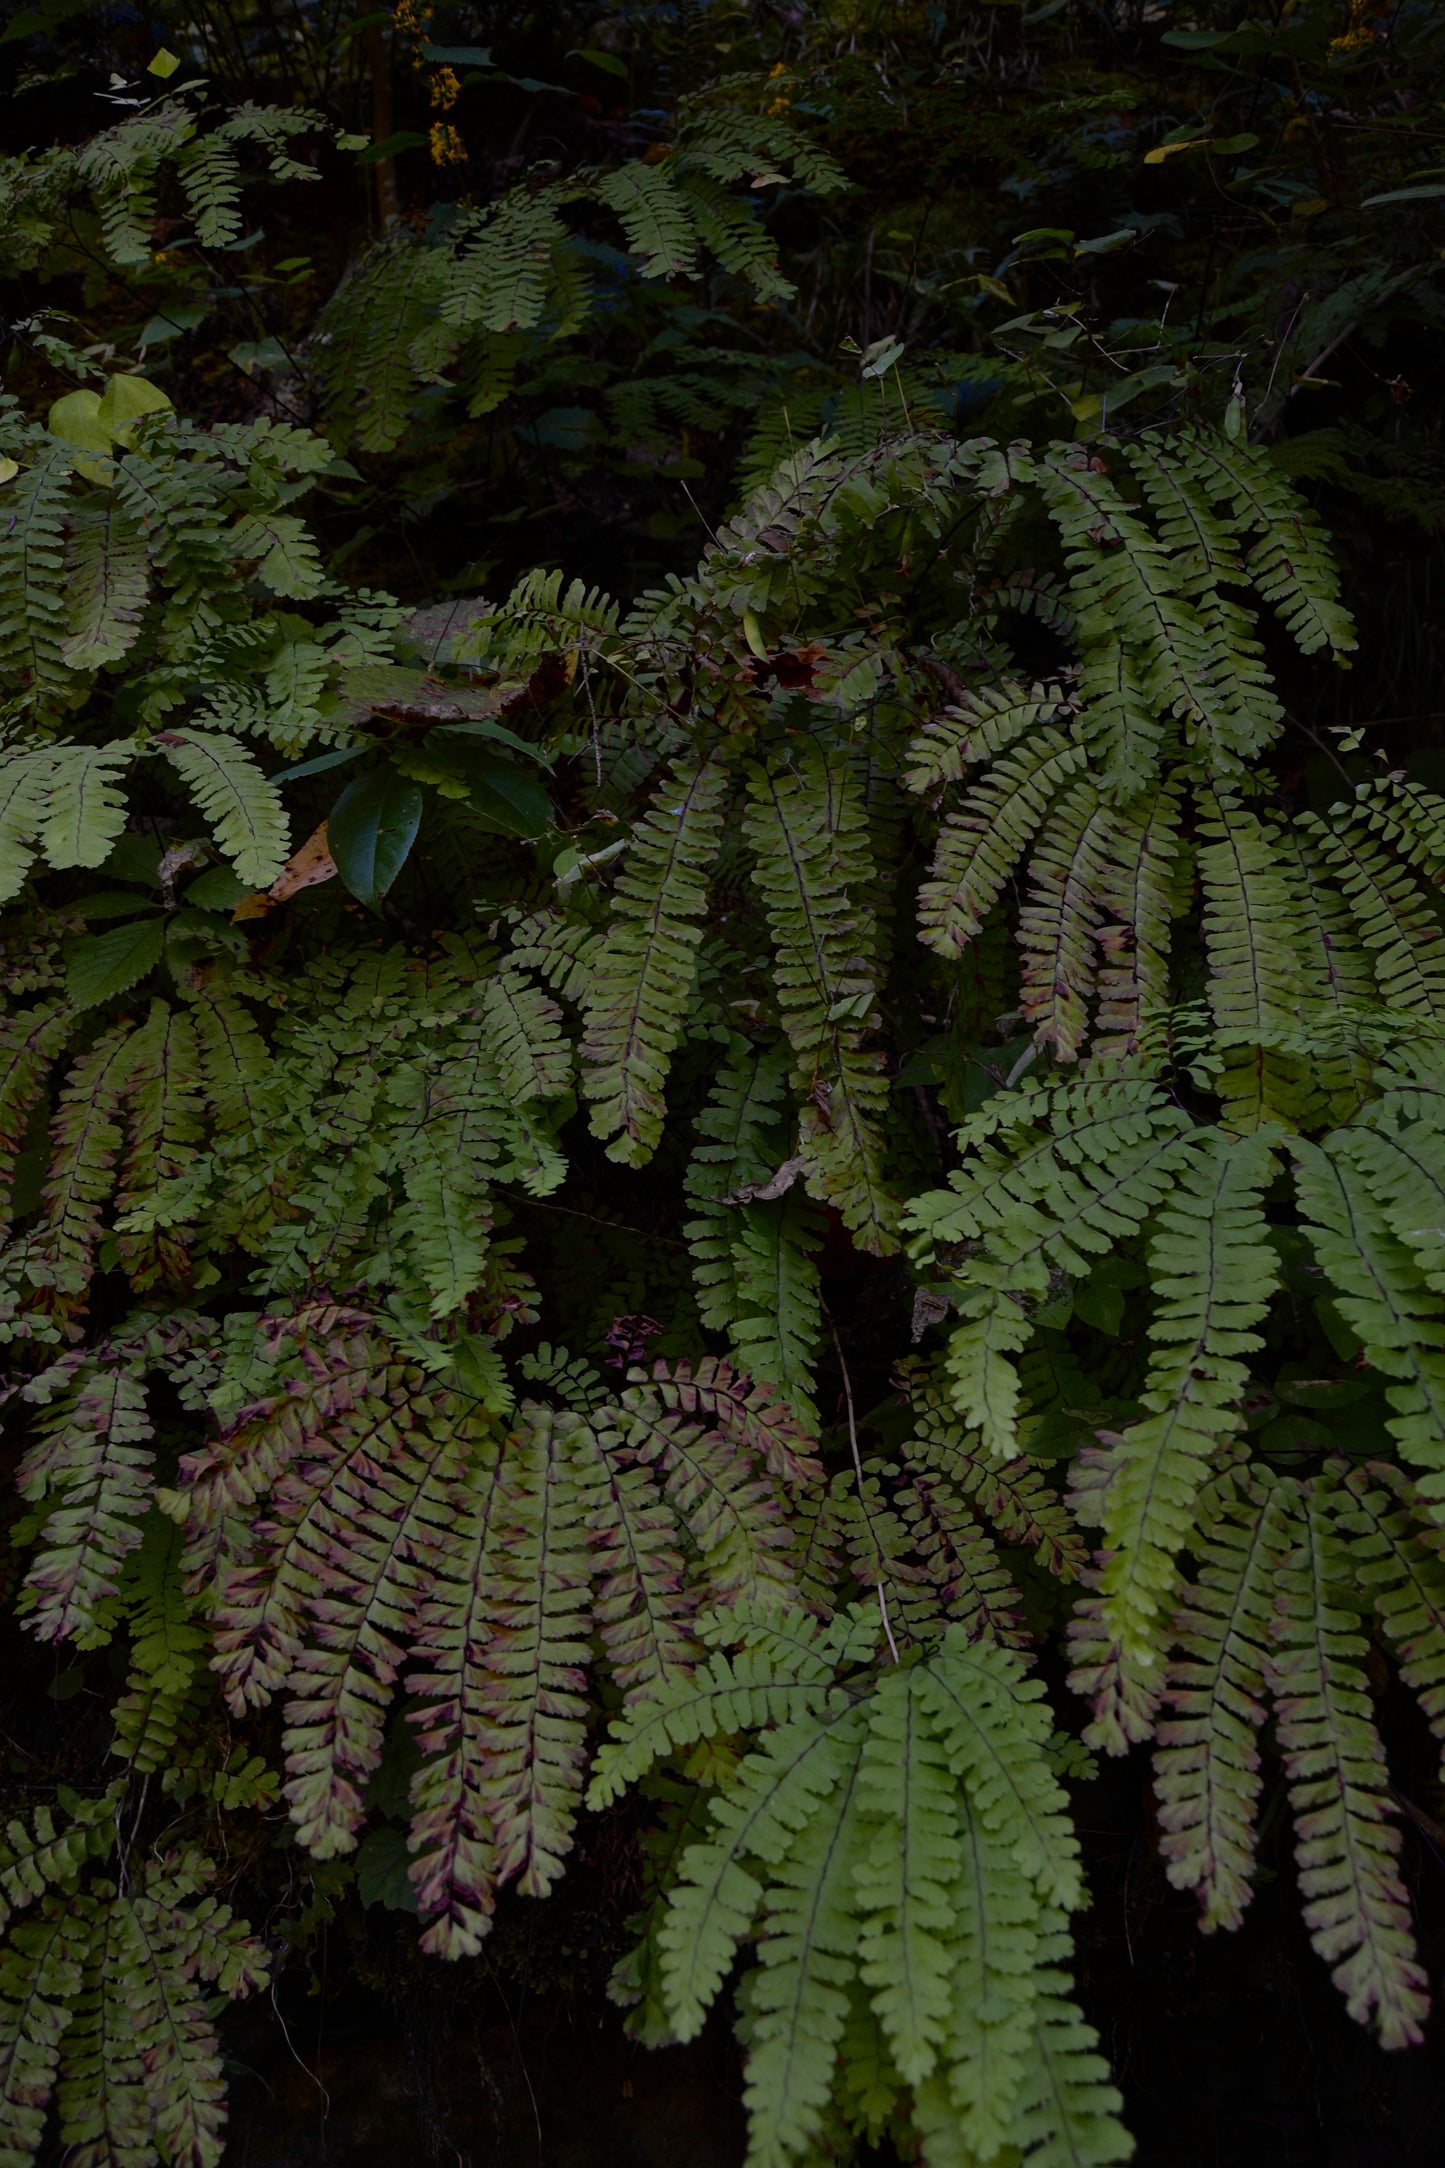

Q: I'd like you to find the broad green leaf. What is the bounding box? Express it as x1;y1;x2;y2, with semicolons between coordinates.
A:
465;754;552;839
66;915;165;1008
47;391;110;453
95;375;172;445
328;765;424;906
356;1828;419;1912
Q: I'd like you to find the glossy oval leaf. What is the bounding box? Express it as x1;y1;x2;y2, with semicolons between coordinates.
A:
328;766;424;908
463;752;552;839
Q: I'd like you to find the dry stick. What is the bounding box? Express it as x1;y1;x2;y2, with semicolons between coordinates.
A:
825;1306;901;1664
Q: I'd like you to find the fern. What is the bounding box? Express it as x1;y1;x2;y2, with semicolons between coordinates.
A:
62;494;149;670
1270;1480;1429;2048
918;725;1087;959
154;730;289;889
1334;1460;1445;1778
598;163;701;281
1077;1126;1280;1749
594;1618;1124;2168
905;1079;1195;1459
1292;1136;1445;1503
743;749;894;1251
581;755;728;1163
16;1351;155;1645
1152;1468;1293;1931
0;442;72;703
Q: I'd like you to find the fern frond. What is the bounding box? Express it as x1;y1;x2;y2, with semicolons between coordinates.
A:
744;749;894;1251
112;1516;209;1773
0;442;73;702
115;998;202;1291
917;725;1086;959
580;756;728;1164
1196;791;1305;1126
39;743;131;871
0;752;53;904
33;1019;139;1305
1270;1480;1429;2047
62;494;149;670
473;1404;594;1897
0;1000;70;1236
1092;778;1183;1054
659;1702;869;2043
0;1900;87;2165
155;729;289;888
1181;429;1356;658
16;1354;154;1645
1292;1137;1445;1503
683;1040;823;1413
906;1080;1194;1457
1153;1471;1293;1930
406;1432;508;1956
1299;807;1445;1023
1017;780;1114;1061
479;966;572;1102
597;163;700;281
1081;1126;1280;1748
904;680;1066;794
617;1377;797;1607
739;1720;869;2168
853;1663;965;2087
1334;1459;1445;1777
630;1354;821;1488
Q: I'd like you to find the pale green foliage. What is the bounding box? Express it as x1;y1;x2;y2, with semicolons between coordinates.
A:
156;730;289;888
905;1078;1194;1457
684;1038;825;1421
593;1615;1127;2168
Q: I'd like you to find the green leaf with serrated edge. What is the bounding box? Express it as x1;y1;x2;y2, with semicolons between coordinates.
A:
66;917;165;1009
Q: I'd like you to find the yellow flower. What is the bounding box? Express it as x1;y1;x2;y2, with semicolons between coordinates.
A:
429;121;466;166
429;64;459;110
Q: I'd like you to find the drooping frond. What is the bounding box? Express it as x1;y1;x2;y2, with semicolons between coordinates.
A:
1196;791;1305;1128
580;756;728;1163
1270;1479;1430;2048
1076;1126;1280;1751
1334;1460;1445;1778
1291;1137;1445;1505
743;748;893;1251
1017;779;1115;1061
16;1353;155;1646
1152;1470;1293;1931
905;1079;1194;1458
684;1039;823;1417
155;729;290;889
917;725;1086;959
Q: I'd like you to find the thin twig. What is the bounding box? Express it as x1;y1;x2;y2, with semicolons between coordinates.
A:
825;1306;900;1664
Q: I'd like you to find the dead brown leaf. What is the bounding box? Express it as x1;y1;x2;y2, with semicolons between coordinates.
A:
232;822;337;922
